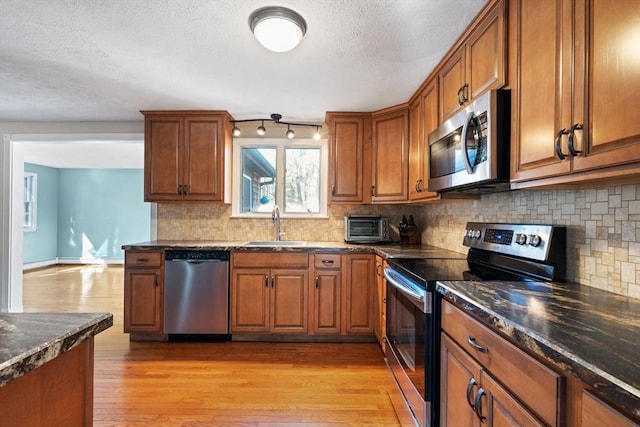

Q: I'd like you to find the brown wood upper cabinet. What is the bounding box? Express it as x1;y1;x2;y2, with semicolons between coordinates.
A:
142;111;233;202
438;0;506;123
510;0;640;188
325;112;372;204
371;105;409;203
409;78;441;201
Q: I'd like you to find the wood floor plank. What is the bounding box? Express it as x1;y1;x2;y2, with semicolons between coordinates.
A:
23;265;400;426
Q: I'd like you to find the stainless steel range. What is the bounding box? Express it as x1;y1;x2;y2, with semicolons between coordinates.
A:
384;222;566;427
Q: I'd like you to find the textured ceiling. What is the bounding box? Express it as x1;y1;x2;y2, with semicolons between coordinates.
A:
0;0;486;124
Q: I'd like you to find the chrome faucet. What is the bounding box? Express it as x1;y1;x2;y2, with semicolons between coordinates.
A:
272;205;282;241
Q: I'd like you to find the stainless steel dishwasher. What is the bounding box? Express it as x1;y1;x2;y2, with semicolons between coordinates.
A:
164;250;230;337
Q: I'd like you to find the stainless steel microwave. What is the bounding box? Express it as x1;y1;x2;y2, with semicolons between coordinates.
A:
427;90;510;193
344;215;390;243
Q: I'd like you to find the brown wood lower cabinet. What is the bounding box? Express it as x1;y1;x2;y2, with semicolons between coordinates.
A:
311;253;342;334
0;340;95;427
231;251;375;340
231;252;309;334
374;255;387;351
343;253;375;334
441;300;563;426
124;250;164;333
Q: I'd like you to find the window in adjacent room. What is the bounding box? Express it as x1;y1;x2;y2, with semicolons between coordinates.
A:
232;138;327;217
24;172;37;231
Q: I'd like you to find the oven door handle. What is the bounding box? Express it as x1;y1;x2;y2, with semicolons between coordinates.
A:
461;111;478;174
384;267;426;310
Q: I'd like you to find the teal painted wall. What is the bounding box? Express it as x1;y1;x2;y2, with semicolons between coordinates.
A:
57;169;150;260
23;163;59;263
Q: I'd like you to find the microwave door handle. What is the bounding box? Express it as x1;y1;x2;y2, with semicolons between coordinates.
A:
461;111;477;174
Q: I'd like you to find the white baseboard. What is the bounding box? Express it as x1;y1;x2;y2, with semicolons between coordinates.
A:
23;259;58;271
23;257;124;271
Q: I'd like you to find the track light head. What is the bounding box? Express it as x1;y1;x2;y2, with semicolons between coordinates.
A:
257;121;266;136
232;126;241;137
286;126;295;139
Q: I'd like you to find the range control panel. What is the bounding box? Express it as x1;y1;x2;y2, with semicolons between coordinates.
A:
463;222;564;262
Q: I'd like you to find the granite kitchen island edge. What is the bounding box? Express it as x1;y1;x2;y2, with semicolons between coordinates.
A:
0;312;113;426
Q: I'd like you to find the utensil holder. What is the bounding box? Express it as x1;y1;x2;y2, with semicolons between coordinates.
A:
400;226;421;245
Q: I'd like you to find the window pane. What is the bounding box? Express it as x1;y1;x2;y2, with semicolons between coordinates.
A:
284;148;320;213
241;147;277;213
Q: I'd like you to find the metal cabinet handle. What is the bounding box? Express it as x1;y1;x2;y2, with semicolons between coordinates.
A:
154;274;159;287
315;275;319;288
136;258;149;263
271;275;275;287
466;377;479;409
371;185;375;197
331;184;335;195
321;260;334;266
457;84;469;105
467;336;488;354
473;387;487;422
568;123;583;156
264;274;269;287
554;129;569;160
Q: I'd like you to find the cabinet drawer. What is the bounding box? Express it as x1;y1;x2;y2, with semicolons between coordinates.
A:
441;300;563;426
232;252;309;269
125;251;163;267
314;253;341;269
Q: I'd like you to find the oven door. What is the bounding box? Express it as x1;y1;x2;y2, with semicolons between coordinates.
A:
384;267;436;427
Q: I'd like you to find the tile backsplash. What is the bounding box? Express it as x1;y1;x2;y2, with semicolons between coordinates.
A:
157;183;639;298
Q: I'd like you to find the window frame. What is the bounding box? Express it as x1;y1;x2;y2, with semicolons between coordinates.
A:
23;171;38;232
231;138;328;218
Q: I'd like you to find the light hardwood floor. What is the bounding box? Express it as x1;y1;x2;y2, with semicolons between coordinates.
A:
23;265;400;426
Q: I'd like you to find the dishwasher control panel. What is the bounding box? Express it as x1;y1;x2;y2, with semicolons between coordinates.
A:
165;250;230;261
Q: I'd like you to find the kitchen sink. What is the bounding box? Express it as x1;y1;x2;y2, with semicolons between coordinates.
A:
244;240;307;247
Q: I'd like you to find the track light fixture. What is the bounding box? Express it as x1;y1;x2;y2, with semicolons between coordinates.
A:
231;113;322;139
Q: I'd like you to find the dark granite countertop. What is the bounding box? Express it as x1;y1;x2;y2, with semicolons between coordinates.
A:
121;240;467;259
0;312;113;386
437;280;640;419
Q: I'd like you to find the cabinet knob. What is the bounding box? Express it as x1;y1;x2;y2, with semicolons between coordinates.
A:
466;336;488;353
473;387;487;422
466;377;479;410
554;129;569;160
567;123;583;156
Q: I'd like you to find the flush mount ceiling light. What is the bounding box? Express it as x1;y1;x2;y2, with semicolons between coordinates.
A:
249;6;307;52
232;113;321;140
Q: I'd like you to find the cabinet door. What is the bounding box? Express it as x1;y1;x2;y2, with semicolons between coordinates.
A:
124;267;163;333
231;269;270;332
571;0;640;173
410;79;441;201
439;47;467;123
581;390;639;427
183;117;224;201
326;113;369;203
510;0;572;182
441;333;483;427
374;256;386;350
466;0;506;102
482;372;546;427
343;254;375;334
271;269;308;333
372;107;409;203
312;270;341;334
144;115;184;201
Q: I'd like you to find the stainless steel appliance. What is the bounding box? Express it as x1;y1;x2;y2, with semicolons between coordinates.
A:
344;215;390;243
428;90;510;193
164;250;230;337
384;222;566;427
